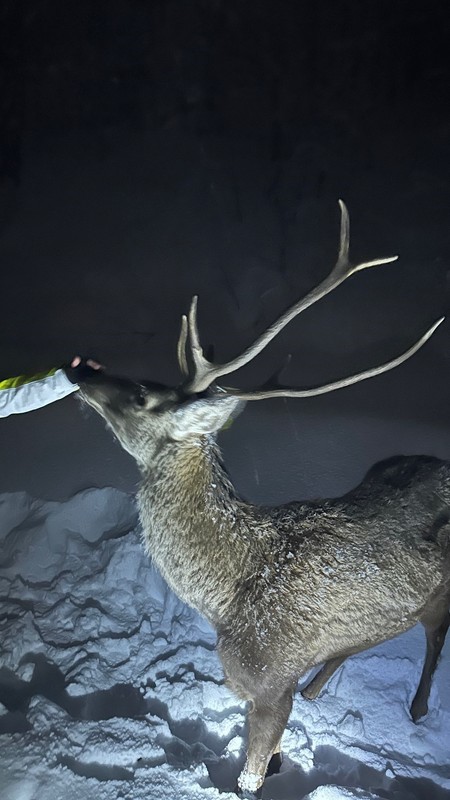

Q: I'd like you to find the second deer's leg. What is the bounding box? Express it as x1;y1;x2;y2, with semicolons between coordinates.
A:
265;753;283;779
301;655;347;700
410;610;450;722
237;685;293;794
265;737;283;777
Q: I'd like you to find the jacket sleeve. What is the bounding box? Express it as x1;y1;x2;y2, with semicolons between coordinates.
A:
0;368;78;418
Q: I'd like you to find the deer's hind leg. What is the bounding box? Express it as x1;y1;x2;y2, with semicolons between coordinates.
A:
301;655;347;700
410;603;450;722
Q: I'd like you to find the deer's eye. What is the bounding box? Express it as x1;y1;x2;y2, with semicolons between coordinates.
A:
135;391;147;407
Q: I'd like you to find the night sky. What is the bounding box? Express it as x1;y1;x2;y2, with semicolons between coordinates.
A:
1;0;450;498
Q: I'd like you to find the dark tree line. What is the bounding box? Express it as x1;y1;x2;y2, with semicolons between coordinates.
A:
0;0;448;186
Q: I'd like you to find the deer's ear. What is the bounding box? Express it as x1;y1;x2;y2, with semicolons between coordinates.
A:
171;395;245;440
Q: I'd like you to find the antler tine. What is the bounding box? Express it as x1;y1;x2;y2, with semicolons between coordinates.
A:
335;199;399;275
187;294;214;377
177;314;189;378
223;317;445;401
183;201;399;394
337;197;350;267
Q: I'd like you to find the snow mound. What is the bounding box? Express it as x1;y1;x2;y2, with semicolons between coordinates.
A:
306;787;383;800
0;489;449;799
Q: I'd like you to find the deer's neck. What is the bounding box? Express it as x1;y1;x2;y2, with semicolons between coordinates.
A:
138;435;251;625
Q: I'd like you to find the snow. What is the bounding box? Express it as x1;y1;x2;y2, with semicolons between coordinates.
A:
1;488;449;799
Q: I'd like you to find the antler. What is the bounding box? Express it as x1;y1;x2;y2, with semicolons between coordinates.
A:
224;317;443;400
178;201;443;397
177;314;189;378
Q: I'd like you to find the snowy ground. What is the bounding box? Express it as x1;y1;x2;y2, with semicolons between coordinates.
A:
1;486;449;800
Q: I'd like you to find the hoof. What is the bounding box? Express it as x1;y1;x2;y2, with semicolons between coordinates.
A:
410;697;428;723
237;769;264;796
301;686;318;700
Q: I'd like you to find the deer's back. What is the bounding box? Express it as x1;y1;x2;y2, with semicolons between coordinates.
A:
225;455;450;678
266;454;450;554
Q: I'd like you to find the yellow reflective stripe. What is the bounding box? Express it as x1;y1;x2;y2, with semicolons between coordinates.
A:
0;367;58;390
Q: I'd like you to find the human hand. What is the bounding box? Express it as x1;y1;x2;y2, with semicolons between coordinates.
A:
64;356;104;384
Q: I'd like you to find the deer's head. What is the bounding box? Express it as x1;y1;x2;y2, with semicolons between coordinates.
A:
79;373;245;465
80;201;443;466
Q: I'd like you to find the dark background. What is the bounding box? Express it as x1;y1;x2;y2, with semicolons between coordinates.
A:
1;0;449;500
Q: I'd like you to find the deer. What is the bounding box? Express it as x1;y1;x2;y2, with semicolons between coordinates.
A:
78;201;449;795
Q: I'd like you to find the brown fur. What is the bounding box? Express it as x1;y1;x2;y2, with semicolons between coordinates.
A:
80;375;450;793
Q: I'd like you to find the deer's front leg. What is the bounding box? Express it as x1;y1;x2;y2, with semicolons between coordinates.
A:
237;686;293;794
